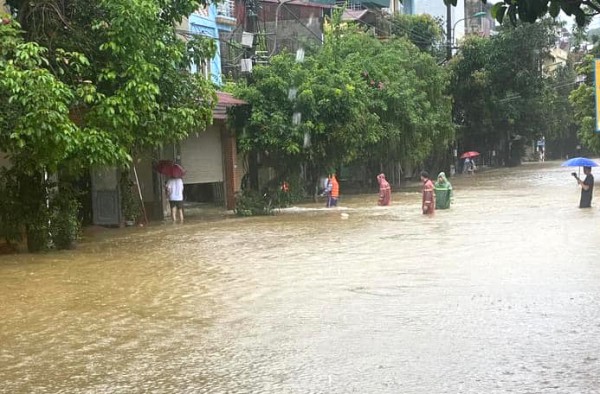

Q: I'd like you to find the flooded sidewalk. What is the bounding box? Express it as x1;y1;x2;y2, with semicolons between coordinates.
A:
1;162;600;393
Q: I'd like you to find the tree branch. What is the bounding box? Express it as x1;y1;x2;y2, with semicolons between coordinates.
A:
582;0;600;14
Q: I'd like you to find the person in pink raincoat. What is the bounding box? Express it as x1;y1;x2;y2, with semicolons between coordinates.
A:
377;173;391;206
420;170;435;215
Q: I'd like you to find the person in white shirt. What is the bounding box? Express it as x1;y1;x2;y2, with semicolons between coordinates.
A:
165;177;184;223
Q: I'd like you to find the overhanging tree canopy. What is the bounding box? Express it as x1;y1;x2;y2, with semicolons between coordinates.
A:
443;0;596;27
0;0;217;251
3;0;217;173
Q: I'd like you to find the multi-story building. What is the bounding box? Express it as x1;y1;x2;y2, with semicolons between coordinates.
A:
218;0;331;78
464;0;494;38
543;46;569;77
161;3;247;212
187;5;224;85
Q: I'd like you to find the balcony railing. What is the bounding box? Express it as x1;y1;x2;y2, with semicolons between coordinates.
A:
336;0;364;10
217;0;235;19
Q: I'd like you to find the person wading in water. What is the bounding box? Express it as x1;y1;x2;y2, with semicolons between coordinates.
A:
573;166;594;208
377;173;391;206
324;173;339;208
421;171;435;215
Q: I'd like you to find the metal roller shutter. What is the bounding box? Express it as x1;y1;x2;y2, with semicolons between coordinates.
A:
180;126;223;184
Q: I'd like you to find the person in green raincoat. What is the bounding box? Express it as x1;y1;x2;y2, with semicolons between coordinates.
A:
434;172;453;209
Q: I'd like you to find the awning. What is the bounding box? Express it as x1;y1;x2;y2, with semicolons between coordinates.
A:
341;9;369;22
214;91;247;120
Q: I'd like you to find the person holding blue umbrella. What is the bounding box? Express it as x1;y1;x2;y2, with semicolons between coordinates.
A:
573;166;594;208
561;157;597;208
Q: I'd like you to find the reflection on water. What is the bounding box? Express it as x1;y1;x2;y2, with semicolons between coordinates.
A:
2;162;600;393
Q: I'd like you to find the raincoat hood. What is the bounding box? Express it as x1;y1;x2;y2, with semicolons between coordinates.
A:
437;172;448;182
435;172;451;187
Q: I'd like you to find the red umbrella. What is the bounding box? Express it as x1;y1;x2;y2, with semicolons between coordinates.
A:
154;160;186;178
460;151;480;159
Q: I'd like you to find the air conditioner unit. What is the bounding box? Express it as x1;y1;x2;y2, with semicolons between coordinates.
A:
241;58;253;72
241;31;254;47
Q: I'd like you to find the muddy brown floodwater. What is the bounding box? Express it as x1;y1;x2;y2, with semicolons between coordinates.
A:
1;162;600;393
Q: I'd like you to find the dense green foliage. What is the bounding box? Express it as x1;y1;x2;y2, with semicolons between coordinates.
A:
543;62;579;158
232;17;454;190
387;13;444;56
569;44;600;154
0;0;217;251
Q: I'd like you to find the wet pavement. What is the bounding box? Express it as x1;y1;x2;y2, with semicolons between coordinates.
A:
1;162;600;393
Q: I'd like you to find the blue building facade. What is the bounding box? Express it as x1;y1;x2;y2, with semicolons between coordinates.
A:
189;5;223;85
188;2;237;86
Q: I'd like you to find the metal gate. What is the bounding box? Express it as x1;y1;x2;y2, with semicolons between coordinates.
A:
91;167;121;226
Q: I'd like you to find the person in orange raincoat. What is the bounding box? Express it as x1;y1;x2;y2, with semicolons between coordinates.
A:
377;173;391;206
324;173;339;208
420;171;435;215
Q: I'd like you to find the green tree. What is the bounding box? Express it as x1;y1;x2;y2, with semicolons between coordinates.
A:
542;63;579;159
387;13;444;56
336;29;454;176
232;18;454;190
1;0;217;251
569;45;600;154
450;20;555;165
233;48;380;192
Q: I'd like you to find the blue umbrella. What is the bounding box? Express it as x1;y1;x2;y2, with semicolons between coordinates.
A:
561;157;599;167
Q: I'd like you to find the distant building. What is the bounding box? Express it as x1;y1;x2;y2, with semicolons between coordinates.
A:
402;0;466;42
543;47;569;77
464;0;494;37
402;0;495;43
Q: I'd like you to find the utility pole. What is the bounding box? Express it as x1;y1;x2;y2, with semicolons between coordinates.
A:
446;2;452;60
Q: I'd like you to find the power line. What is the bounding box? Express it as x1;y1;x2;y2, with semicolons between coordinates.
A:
497;80;581;103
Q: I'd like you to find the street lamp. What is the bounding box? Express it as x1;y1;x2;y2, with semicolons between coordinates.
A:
446;11;487;60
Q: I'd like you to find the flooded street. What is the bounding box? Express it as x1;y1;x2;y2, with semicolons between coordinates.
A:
2;162;600;393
